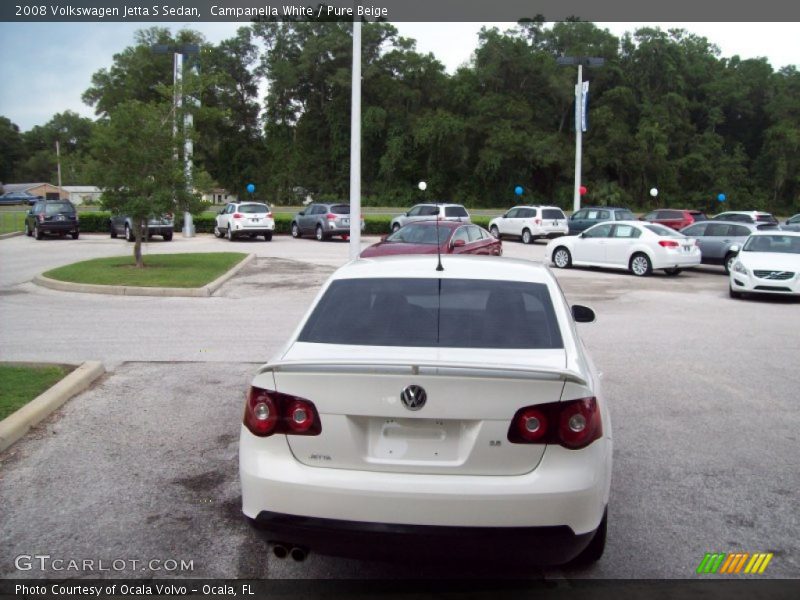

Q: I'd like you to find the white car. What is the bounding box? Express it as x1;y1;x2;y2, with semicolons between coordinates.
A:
214;202;275;241
545;221;701;276
390;203;470;232
729;231;800;298
239;255;611;565
489;205;569;244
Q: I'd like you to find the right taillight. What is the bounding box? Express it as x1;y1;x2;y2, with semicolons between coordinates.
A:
507;397;602;449
244;386;321;437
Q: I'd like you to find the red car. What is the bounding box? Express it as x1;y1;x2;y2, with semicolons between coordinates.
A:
360;220;502;258
641;209;707;230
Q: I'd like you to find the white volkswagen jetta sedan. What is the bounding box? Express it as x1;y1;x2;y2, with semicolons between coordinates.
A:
239;255;612;565
729;231;800;298
545;221;701;276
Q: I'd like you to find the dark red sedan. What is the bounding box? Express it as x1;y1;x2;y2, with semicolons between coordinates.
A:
360;220;502;258
640;209;707;230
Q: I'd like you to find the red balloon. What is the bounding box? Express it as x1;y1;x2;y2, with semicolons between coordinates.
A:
579;186;588;196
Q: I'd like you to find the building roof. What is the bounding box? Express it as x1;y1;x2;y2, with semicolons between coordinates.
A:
2;183;53;193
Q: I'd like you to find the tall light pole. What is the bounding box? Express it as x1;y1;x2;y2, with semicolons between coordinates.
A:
152;43;200;237
557;56;604;213
348;14;362;259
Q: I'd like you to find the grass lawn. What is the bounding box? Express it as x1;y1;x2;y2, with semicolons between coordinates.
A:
43;252;248;288
0;364;72;420
0;211;26;234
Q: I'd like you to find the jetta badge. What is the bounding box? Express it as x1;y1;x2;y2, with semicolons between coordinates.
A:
400;385;427;411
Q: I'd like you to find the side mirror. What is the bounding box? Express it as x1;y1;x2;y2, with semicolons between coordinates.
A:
639;216;646;221
451;239;466;248
298;211;305;216
579;232;586;238
729;244;740;253
571;305;595;323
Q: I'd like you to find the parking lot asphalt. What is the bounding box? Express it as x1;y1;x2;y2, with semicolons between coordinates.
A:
1;233;799;579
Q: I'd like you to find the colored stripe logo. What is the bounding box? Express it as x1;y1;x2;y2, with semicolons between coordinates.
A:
696;552;773;574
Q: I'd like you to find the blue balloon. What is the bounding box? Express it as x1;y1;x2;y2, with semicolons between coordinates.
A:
246;183;255;193
514;186;524;196
717;193;726;202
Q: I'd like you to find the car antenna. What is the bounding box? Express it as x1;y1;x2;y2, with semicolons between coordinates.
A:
420;181;443;271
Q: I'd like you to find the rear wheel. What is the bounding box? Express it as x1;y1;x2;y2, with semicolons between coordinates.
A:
213;225;224;238
630;253;652;277
24;222;31;237
571;509;607;565
109;222;117;238
291;222;301;238
664;268;681;276
227;226;235;241
724;253;736;275
315;224;326;241
71;231;79;240
34;224;43;240
490;225;500;239
162;232;173;242
553;247;572;269
264;232;272;241
125;225;134;242
521;229;533;244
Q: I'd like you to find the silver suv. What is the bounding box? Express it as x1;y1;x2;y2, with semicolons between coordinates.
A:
390;203;470;232
488;205;568;244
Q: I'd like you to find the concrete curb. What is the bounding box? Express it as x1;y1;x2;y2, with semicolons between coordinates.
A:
0;231;24;240
0;361;105;452
32;253;255;297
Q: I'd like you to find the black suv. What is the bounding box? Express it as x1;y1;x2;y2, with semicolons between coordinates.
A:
25;200;80;240
567;206;636;235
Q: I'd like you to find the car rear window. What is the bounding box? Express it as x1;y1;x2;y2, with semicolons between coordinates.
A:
44;203;74;215
756;214;777;223
444;206;469;217
615;210;636;220
238;204;269;214
542;209;565;219
298;278;563;349
386;224;449;245
645;224;682;237
330;204;351;215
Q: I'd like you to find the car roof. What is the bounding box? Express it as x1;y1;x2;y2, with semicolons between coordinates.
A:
509;205;564;210
339;255;555;284
715;210;773;216
750;230;800;237
685;220;756;228
400;220;464;229
413;203;466;208
581;206;631;211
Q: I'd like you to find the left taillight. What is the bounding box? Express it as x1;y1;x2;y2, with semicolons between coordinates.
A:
244;386;321;437
507;397;602;449
658;240;680;248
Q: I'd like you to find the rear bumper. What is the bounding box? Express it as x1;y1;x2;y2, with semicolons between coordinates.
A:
652;252;701;269
232;221;275;233
240;426;611;537
252;510;597;564
39;221;78;233
145;225;173;235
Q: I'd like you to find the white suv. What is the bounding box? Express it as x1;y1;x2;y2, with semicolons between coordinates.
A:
489;205;569;244
239;255;611;565
390;203;470;232
214;202;275;241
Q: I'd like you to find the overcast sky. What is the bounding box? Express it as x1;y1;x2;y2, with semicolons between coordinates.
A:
0;21;798;132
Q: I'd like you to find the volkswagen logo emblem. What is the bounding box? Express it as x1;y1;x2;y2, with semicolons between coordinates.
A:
400;385;427;411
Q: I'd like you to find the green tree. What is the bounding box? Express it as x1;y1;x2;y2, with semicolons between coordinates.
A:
0;117;24;183
91;101;194;267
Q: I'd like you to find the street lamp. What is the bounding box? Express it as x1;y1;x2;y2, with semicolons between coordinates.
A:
557;56;604;213
152;43;200;237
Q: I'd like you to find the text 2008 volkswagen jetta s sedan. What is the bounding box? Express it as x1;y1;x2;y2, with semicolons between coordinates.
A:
239;255;612;565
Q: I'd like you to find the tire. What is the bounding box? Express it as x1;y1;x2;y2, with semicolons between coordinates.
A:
629;253;652;277
71;231;79;240
213;225;224;238
521;229;533;245
571;509;607;566
664;268;681;276
729;285;743;299
490;225;500;239
34;224;43;240
162;233;173;242
264;232;272;241
24;222;31;237
227;225;235;241
291;222;301;238
392;223;401;233
109;222;117;238
315;224;326;241
724;253;736;275
125;225;134;242
552;247;572;269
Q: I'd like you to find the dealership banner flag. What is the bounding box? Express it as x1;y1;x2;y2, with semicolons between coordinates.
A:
574;81;589;132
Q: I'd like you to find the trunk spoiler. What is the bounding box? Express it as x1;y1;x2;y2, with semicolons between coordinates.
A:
257;359;588;386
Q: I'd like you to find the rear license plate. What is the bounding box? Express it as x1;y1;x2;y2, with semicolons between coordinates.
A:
57;215;65;221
